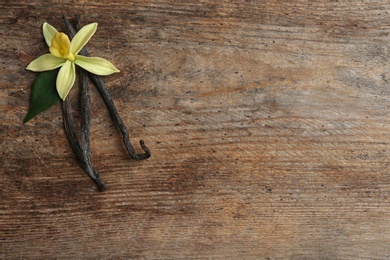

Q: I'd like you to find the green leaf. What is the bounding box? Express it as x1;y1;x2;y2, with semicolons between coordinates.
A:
23;68;60;123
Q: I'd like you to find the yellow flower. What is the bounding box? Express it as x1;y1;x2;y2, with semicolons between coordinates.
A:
27;22;120;100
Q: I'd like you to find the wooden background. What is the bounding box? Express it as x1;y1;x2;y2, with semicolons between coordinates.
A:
1;0;390;259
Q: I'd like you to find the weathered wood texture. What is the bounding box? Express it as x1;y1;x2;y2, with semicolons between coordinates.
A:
1;0;390;259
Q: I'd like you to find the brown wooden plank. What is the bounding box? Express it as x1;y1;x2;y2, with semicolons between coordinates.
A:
1;0;390;259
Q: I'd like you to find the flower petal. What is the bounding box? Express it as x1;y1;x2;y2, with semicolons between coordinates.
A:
75;55;120;75
56;60;76;100
70;23;97;55
42;22;58;47
49;32;72;59
26;54;65;71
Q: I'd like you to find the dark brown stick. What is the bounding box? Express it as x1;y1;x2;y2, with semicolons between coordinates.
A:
77;17;93;172
61;97;106;191
63;14;151;160
89;75;151;160
60;16;106;191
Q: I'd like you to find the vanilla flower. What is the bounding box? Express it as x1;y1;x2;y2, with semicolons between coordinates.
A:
27;22;119;100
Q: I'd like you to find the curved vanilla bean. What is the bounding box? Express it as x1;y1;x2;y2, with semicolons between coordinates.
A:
90;75;151;160
63;15;151;160
61;97;106;191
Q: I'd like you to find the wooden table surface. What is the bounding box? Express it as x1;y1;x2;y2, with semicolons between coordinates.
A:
1;1;390;259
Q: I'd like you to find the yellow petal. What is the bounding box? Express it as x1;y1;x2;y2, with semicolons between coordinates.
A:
49;32;73;59
42;22;58;47
70;23;97;55
75;55;120;75
56;60;76;100
26;54;65;71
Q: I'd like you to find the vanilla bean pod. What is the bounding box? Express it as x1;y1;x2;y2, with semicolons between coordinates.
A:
90;75;151;160
80;69;91;162
76;20;93;169
61;97;106;191
64;15;151;160
61;16;106;191
79;68;105;189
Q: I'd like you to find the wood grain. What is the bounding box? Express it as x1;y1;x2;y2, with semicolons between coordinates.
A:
1;1;390;259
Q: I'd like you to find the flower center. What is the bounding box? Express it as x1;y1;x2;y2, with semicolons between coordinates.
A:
49;32;75;61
